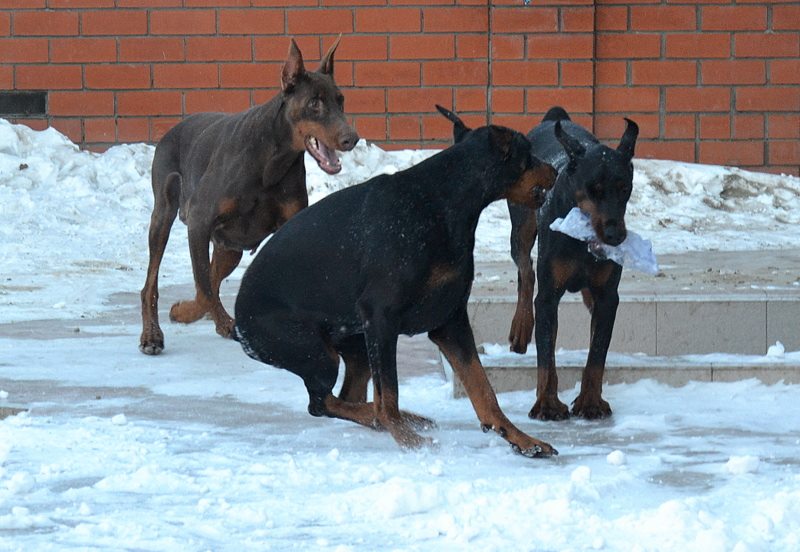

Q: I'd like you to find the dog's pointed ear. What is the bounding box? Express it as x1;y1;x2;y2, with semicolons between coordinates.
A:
435;104;470;143
282;39;305;92
488;125;515;161
617;117;639;160
554;120;585;161
317;34;341;77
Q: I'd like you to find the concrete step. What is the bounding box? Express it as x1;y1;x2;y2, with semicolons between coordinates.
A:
468;249;800;357
448;347;800;398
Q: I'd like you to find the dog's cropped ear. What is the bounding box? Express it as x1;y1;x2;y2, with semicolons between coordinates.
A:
435;104;470;143
554;120;585;161
282;39;305;92
617;118;639;160
488;125;515;161
317;34;341;77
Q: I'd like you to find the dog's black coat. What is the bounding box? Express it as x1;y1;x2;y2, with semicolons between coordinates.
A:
235;117;556;455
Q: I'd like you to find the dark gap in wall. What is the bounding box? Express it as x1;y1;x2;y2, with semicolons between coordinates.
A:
0;92;47;116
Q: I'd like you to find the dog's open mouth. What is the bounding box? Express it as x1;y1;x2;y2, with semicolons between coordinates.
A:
305;136;342;175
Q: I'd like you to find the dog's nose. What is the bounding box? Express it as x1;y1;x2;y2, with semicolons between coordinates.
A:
339;130;359;151
603;220;626;246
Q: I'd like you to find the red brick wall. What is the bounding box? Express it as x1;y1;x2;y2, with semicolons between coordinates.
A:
1;1;797;174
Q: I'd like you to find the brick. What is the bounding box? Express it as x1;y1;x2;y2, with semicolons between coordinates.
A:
253;88;280;105
421;113;453;140
84;117;116;143
423;7;487;32
355;8;419;33
15;65;82;90
737;88;800;112
773;6;800;31
666;33;730;59
702;6;766;31
253;0;314;5
632;61;696;85
0;66;11;88
596;6;627;32
0;38;48;63
48;0;113;6
117;0;180;6
387;88;452;113
84;64;150;90
492;61;557;86
254;36;318;62
595;61;626;85
595;113;658;140
390;35;454;60
50;118;82;145
733;114;764;139
699;114;730;139
561;7;594;32
596;87;661;112
187;37;252;62
699;141;764;166
218;9;284;35
636;141;695;163
457;34;488;59
491;35;523;60
560;61;593;86
186;0;249;5
81;10;147;35
455;88;487;112
117;117;150;143
220;63;281;88
701;60;765;85
597;34;661;59
119;37;184;62
389;116;420;141
154;63;218;88
51;38;116;63
354;116;386;141
768;114;800;139
490;114;539;134
769;141;800;165
185;90;251;114
735;33;800;58
151;10;216;35
491;88;524;113
528;34;594;60
664;114;696;140
424;61;486;86
1;0;45;7
492;7;558;33
341;88;385;114
355;61;419;86
0;13;9;36
631;6;696;31
152;117;183;142
666;87;730;112
13;11;78;36
288;9;354;35
772;60;800;85
335;35;388;61
527;88;593;115
118;91;182;116
50;91;114;116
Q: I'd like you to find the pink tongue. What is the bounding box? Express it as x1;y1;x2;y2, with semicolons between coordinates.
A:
317;140;339;167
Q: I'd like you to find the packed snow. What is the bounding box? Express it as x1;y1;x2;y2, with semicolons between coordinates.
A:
1;119;800;550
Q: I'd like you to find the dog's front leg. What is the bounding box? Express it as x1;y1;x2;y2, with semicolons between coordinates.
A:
573;275;620;419
431;308;556;458
530;274;570;421
170;224;234;338
508;202;538;354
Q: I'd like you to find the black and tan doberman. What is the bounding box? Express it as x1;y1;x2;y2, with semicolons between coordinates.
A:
507;106;639;420
234;107;557;456
140;37;358;355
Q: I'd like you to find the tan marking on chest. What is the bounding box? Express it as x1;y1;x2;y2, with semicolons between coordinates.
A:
426;264;461;291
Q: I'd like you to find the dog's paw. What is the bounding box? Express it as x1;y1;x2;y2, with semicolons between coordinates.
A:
139;328;164;355
572;396;612;420
529;397;570;421
511;442;558;458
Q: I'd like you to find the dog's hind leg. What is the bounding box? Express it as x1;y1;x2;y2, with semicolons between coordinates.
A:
508;202;538;354
430;308;557;458
140;170;181;355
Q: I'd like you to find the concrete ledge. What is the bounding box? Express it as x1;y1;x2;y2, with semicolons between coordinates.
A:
0;404;27;420
449;351;800;398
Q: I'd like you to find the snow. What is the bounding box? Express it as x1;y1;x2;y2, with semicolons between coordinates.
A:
2;119;800;550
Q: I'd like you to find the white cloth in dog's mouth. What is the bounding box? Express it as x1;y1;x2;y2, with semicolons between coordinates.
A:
550;207;660;275
305;136;342;175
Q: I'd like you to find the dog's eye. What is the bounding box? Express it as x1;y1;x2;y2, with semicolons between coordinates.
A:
308;97;321;110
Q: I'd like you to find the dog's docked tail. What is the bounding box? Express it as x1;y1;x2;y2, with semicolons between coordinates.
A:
542;106;571;123
435;104;470;143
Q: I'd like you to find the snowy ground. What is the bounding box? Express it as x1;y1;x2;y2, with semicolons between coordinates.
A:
1;119;800;550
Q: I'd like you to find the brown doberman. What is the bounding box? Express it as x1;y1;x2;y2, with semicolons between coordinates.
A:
140;37;358;355
234;106;557;456
507;106;639;420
